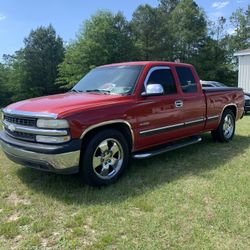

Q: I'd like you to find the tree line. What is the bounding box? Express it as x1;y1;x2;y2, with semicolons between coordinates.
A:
0;0;249;107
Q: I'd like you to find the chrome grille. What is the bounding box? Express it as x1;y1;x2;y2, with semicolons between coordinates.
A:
5;127;36;142
4;115;36;127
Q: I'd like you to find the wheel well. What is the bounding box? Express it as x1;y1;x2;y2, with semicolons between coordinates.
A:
80;123;133;152
224;105;237;118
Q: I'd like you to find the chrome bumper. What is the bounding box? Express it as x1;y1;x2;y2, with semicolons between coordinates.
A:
0;138;80;173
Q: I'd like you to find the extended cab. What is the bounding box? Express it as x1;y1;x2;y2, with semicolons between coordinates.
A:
0;62;245;186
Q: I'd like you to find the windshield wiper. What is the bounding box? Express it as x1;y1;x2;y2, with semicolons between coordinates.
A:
69;89;83;93
70;89;78;93
85;89;111;94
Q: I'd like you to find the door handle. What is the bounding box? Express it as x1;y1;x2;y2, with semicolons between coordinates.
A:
175;100;183;108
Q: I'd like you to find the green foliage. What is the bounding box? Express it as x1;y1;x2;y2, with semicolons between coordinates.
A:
22;25;65;97
3;51;29;102
0;25;64;106
194;38;236;86
192;16;236;86
159;0;180;13
230;6;250;51
131;5;163;60
227;6;250;65
130;0;207;63
0;63;11;107
57;11;135;89
168;0;207;62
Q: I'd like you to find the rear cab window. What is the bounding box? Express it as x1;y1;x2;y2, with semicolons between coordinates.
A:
176;66;198;93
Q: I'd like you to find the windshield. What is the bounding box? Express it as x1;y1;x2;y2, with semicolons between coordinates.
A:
72;65;143;95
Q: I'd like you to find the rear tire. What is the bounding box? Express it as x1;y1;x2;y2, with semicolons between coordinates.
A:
79;129;130;186
211;109;235;142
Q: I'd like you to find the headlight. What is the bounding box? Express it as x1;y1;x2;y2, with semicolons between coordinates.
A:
37;119;69;129
36;135;71;144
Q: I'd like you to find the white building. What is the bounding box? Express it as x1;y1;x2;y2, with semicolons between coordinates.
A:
234;49;250;93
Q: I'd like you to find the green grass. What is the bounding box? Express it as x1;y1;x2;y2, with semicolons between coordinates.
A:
0;117;250;249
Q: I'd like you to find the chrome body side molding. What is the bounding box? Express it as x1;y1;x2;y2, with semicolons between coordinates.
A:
185;118;205;125
207;115;220;121
140;122;185;136
139;117;206;136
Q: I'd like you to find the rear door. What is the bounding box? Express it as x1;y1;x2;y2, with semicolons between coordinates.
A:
174;66;206;134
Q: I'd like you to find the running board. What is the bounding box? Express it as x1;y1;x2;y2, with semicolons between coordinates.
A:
132;136;202;159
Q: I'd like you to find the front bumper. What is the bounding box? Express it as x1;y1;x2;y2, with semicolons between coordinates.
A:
0;131;81;174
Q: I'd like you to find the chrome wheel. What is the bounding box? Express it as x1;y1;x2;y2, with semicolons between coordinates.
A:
92;138;124;180
223;114;234;139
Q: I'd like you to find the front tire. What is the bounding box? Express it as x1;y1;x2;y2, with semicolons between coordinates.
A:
80;129;130;186
211;109;235;142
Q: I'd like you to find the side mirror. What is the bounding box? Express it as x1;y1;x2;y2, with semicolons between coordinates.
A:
141;84;164;96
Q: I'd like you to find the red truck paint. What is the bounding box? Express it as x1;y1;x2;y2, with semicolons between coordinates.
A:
0;61;245;185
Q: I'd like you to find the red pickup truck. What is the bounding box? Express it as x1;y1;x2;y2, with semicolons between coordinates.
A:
0;62;245;186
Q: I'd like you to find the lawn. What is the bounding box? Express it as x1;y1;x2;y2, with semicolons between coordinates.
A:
0;116;249;249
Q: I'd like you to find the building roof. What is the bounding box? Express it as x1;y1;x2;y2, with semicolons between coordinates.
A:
234;49;250;56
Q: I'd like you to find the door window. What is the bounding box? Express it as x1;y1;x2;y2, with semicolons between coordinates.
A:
146;68;177;95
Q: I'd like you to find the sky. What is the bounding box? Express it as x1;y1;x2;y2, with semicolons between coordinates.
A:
0;0;249;58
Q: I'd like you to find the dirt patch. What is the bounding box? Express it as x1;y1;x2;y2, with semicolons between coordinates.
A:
13;235;23;243
8;213;20;222
41;238;48;248
6;193;31;206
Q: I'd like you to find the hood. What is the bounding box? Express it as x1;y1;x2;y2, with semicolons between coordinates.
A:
6;92;130;117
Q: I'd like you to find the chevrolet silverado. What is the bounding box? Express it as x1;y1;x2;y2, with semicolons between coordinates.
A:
0;62;245;186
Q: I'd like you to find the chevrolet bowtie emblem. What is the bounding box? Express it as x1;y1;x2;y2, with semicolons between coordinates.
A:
8;124;16;132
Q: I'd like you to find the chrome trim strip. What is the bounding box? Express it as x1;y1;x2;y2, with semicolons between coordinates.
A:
80;119;135;148
3;120;68;136
3;108;58;119
140;117;206;136
207;115;220;120
185;118;205;125
133;153;151;159
0;139;80;170
144;66;171;89
140;122;184;135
